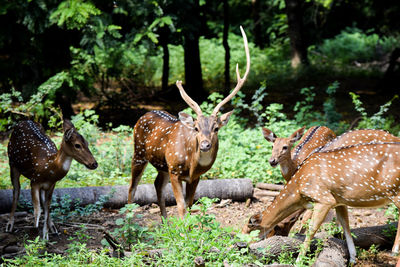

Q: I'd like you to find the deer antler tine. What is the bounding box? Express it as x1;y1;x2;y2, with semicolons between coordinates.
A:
176;80;203;116
235;63;240;81
212;26;250;117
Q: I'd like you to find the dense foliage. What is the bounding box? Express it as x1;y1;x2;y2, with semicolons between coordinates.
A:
1;82;399;189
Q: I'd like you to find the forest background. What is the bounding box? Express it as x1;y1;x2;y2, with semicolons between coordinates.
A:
0;0;400;187
1;1;400;265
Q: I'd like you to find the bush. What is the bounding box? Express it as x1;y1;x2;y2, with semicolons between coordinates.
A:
316;27;400;65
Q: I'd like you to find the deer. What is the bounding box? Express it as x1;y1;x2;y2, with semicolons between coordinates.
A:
262;126;336;182
261;126;336;236
128;26;250;219
243;140;400;264
6;119;98;240
261;128;400;237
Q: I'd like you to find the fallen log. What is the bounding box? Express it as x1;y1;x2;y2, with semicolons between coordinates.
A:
0;178;253;214
253;188;280;198
313;237;348;267
248;222;397;265
256;183;284;191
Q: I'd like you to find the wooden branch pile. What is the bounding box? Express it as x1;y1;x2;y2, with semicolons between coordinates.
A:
253;183;284;202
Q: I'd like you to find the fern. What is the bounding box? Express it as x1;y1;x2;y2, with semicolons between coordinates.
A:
50;0;101;30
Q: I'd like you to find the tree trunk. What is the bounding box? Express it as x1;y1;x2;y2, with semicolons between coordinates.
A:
159;28;170;92
180;0;206;102
252;0;263;48
183;33;204;102
284;0;309;68
223;0;230;92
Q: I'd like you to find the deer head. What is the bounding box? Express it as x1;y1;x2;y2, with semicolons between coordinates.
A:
61;119;98;170
175;26;250;154
262;127;305;168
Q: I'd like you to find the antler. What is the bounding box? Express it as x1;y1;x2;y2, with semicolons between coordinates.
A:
212;26;250;117
176;80;203;116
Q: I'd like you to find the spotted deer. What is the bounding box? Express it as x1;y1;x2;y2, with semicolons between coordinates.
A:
6;120;98;240
128;26;250;218
261;128;400;237
262;126;336;182
243;140;400;264
261;126;336;236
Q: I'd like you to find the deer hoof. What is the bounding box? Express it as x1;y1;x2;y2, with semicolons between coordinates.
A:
5;222;14;233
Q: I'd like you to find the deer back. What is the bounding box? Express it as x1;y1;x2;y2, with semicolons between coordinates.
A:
320;129;400;152
295;141;400;207
292;126;336;166
8;121;58;179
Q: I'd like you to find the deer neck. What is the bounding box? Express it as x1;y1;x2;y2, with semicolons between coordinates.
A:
53;142;72;176
188;134;218;176
279;156;297;182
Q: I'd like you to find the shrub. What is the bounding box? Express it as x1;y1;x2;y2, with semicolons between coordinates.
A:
316;27;400;65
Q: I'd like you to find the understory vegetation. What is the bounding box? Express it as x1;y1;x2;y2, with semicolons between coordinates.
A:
1;24;399;266
0;79;399;189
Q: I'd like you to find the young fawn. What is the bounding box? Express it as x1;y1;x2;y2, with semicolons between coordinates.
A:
128;26;250;219
244;131;400;263
6;119;98;240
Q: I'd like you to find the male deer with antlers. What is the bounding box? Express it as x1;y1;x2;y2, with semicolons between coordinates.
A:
6;120;98;240
243;138;400;263
128;27;250;218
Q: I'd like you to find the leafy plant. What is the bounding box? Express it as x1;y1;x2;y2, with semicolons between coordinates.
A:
51;190;115;222
105;203;149;249
350;92;399;133
150;197;256;265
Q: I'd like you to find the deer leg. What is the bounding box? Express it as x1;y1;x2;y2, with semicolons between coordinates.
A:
185;178;199;208
335;205;356;264
154;171;169;218
299;209;313;233
40;189;50;240
44;184;58;235
296;203;332;264
6;166;21;232
169;174;185;219
391;200;400;254
128;160;147;203
31;184;41;229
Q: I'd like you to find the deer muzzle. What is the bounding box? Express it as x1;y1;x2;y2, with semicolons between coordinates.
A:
200;140;212;152
86;161;98;170
269;158;279;167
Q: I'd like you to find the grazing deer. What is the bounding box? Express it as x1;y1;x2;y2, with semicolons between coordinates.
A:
243;141;400;264
261;126;336;236
261;128;400;237
128;26;250;218
6;120;98;240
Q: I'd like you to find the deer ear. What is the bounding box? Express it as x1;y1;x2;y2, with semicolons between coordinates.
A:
64;128;74;141
179;112;195;128
262;128;277;143
63;119;75;141
63;119;74;132
289;126;305;143
218;110;234;127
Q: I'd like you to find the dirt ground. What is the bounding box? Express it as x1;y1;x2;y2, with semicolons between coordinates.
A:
0;199;399;266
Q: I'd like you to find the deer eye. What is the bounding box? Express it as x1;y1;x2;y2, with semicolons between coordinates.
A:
214;127;219;132
194;127;199;132
74;144;82;149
